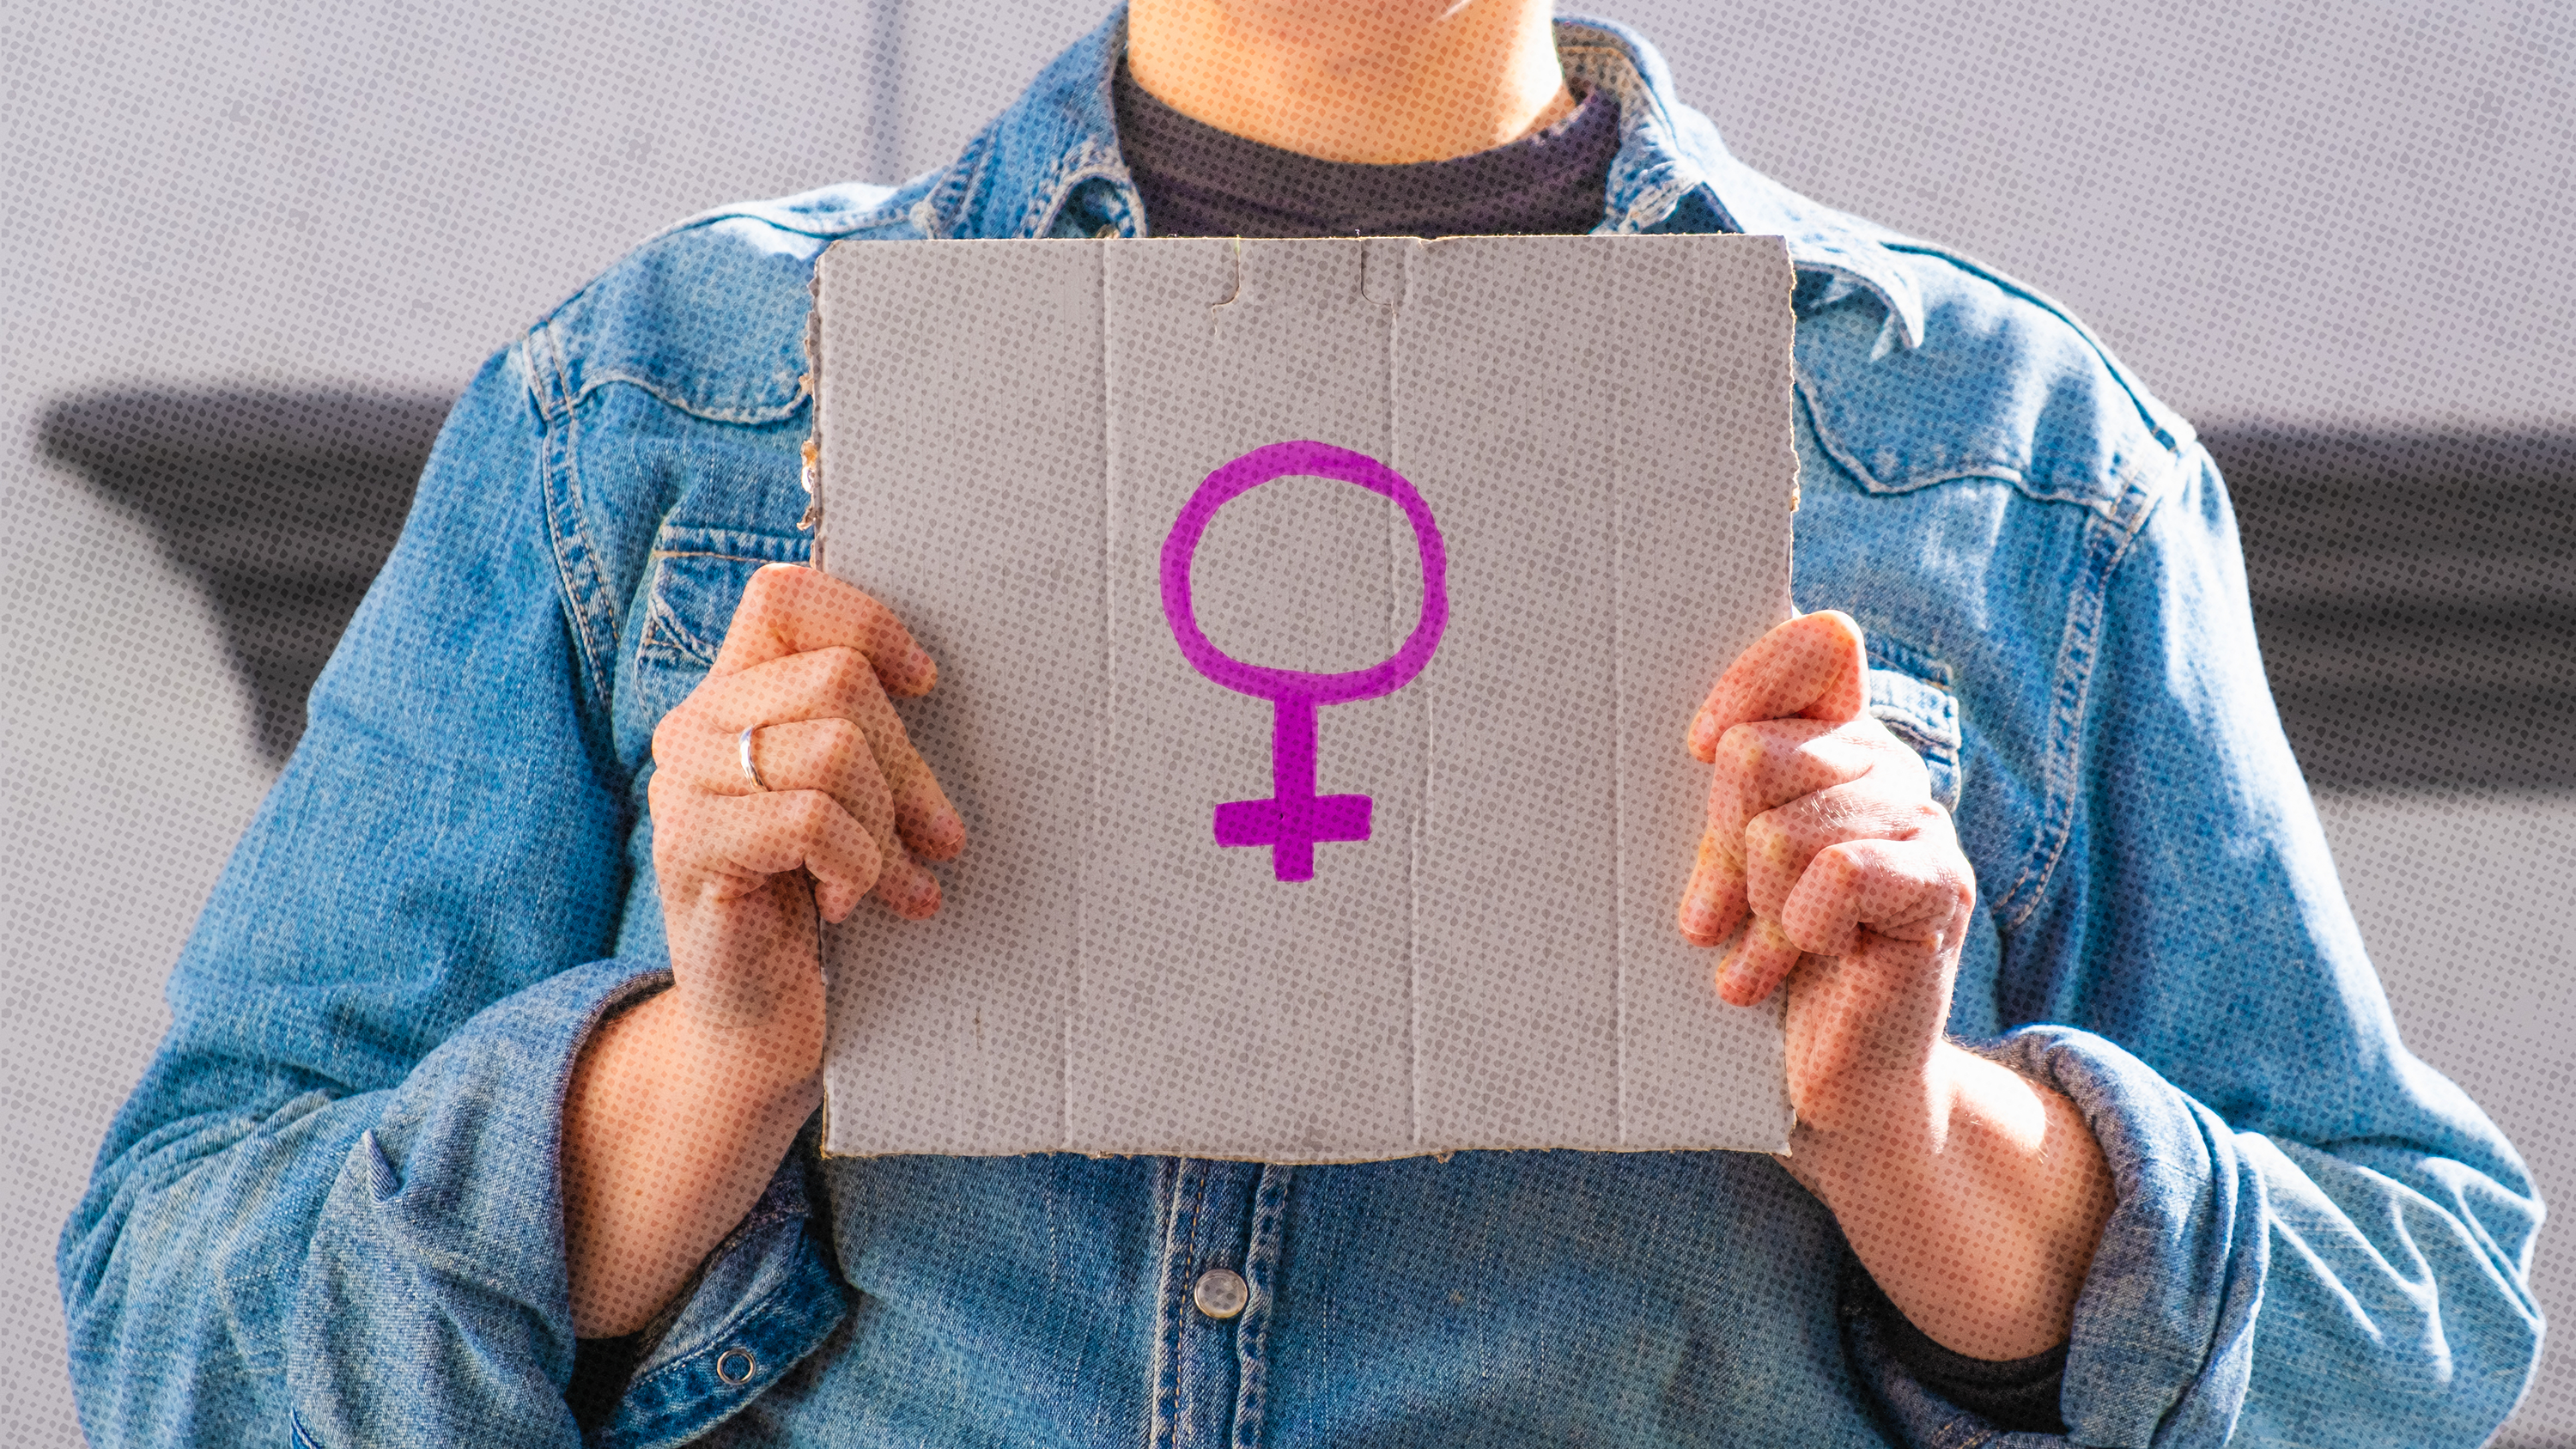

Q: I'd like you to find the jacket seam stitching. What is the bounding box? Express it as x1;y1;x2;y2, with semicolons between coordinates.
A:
650;548;811;563
1796;371;2163;517
1991;471;2163;929
538;203;908;338
1232;1166;1290;1449
619;1215;787;1385
639;540;815;664
563;369;811;425
526;195;914;425
1146;1160;1191;1449
534;323;621;716
1020;151;1130;239
917;125;991;240
641;585;715;668
1990;511;2107;928
643;198;915;248
1876;239;2191;455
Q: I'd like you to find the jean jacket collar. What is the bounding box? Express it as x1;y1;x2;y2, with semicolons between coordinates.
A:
903;7;1927;350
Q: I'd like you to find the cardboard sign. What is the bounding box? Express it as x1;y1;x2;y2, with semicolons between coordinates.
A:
809;234;1798;1161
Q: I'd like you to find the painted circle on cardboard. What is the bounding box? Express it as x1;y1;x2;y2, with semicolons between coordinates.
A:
1159;440;1449;703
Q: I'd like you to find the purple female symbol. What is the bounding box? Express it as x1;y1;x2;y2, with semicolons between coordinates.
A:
1160;441;1450;882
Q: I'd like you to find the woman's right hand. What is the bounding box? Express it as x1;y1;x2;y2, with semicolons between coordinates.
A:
645;562;966;1050
564;563;963;1339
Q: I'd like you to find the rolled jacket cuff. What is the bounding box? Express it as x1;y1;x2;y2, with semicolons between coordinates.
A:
1986;1026;2266;1448
288;958;676;1446
601;1126;847;1448
1844;1026;2263;1448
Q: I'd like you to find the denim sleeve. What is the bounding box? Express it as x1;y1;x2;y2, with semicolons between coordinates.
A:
55;348;843;1446
1869;447;2545;1446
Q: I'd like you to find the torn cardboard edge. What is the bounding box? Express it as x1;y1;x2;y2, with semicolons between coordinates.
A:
805;233;1800;1163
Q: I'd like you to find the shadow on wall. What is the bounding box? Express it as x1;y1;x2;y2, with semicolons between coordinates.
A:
40;390;453;764
2212;426;2576;792
37;388;2576;788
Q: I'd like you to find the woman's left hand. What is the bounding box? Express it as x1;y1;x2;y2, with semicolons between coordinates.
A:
1676;611;1977;1134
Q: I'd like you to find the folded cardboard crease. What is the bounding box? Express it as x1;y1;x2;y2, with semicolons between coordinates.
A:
808;233;1800;1163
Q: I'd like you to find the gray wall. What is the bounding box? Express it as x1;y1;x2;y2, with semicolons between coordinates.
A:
4;2;2569;1444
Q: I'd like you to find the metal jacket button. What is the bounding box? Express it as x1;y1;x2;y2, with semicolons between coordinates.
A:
1192;1268;1249;1320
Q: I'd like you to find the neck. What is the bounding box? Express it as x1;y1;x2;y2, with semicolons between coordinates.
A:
1126;0;1574;165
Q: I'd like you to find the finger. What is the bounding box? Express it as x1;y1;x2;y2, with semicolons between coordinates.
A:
1688;610;1867;761
1774;837;1975;959
1715;916;1805;1007
870;846;943;921
747;717;945;918
671;788;885;923
1716;834;1973;1009
708;563;938;697
692;647;966;861
1704;716;1882;852
1742;782;1950;922
742;718;894;824
1681;717;1894;951
1678;828;1751;947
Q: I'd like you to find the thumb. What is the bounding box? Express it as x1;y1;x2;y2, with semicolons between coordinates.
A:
1688;611;1868;761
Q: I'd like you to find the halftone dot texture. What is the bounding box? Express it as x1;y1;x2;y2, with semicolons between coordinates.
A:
6;0;2572;1444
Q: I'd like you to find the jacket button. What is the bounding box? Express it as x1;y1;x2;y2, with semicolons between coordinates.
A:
714;1347;757;1385
1192;1267;1250;1320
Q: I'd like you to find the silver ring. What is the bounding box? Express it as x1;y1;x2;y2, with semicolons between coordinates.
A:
737;726;769;793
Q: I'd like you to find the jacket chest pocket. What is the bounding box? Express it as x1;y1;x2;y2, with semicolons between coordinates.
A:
630;524;812;721
1864;633;1963;812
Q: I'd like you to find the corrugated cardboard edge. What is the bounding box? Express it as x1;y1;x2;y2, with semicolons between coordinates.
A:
805;261;831;1150
801;277;827;572
1771;231;1802;1155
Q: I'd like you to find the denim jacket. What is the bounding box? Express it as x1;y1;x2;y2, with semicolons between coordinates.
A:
60;11;2542;1448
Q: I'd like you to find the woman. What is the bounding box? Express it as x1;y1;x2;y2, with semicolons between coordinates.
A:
63;3;2539;1445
